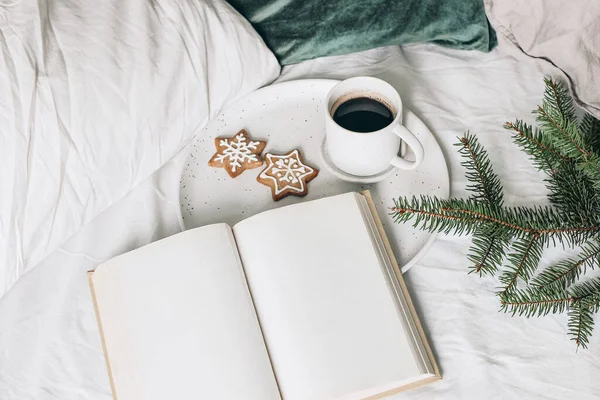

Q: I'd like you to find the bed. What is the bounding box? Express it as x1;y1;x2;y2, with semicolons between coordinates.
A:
1;3;599;400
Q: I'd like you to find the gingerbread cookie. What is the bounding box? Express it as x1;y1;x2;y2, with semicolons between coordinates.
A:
208;129;266;178
257;149;319;201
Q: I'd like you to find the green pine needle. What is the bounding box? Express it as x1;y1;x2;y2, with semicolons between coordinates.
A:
531;241;600;291
546;161;600;225
536;82;589;160
392;78;600;349
568;304;594;350
391;197;598;246
579;113;600;153
542;77;576;121
577;153;600;191
499;234;543;293
456;132;504;206
500;287;571;317
467;226;511;276
570;277;600;313
457;133;509;276
505;119;567;173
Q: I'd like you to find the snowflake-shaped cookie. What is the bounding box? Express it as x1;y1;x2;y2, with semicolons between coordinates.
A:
257;149;319;201
208;130;266;178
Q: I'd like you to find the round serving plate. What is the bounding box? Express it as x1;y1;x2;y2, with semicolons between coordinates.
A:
179;79;449;272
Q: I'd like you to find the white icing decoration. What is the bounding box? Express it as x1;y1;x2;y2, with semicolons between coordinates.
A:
214;133;261;172
259;150;315;195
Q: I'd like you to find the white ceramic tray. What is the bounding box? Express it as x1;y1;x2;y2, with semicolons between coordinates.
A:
180;79;449;272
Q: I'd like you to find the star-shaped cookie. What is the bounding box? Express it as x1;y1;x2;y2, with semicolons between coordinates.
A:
257;149;319;201
208;129;266;178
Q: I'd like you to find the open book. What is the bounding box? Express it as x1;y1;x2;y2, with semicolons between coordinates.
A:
88;191;440;400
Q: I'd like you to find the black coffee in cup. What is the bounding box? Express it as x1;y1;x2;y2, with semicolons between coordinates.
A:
332;97;394;133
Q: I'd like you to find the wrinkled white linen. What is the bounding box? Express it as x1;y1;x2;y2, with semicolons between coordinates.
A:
0;0;279;296
485;0;600;118
1;44;599;399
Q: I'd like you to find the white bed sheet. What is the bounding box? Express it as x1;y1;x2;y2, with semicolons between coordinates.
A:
0;0;279;297
1;44;599;399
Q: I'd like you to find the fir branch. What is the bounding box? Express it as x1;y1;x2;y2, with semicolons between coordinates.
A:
546;161;600;225
440;205;599;245
505;120;568;173
531;241;600;291
568;303;594;350
392;197;599;245
500;287;571;317
468;227;511;276
499;234;543;293
577;154;600;191
544;77;576;121
537;79;590;160
457;133;509;276
579;113;600;153
391;197;480;236
536;80;590;160
537;105;590;159
392;78;600;348
570;277;600;312
457;133;504;205
499;278;600;332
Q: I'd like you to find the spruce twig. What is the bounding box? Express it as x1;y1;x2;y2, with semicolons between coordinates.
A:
468;226;511;276
392;78;600;349
545;77;576;120
531;241;600;291
505;120;568;173
457;132;504;205
546;162;599;225
499;233;542;294
579;114;600;153
570;277;600;312
500;288;571;317
456;133;508;275
569;303;594;350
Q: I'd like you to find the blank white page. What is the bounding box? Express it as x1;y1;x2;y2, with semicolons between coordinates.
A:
233;193;420;400
91;224;280;400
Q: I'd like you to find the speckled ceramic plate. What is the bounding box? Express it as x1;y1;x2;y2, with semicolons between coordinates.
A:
179;79;450;272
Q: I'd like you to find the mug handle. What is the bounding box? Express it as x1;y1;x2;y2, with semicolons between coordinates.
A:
390;125;424;170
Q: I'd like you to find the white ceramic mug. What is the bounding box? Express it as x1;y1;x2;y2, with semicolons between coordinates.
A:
325;77;424;177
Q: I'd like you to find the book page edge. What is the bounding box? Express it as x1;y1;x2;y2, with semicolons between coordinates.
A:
365;375;442;400
360;190;441;382
87;270;119;400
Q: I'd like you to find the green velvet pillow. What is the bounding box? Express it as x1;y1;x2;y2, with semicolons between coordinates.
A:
226;0;496;65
